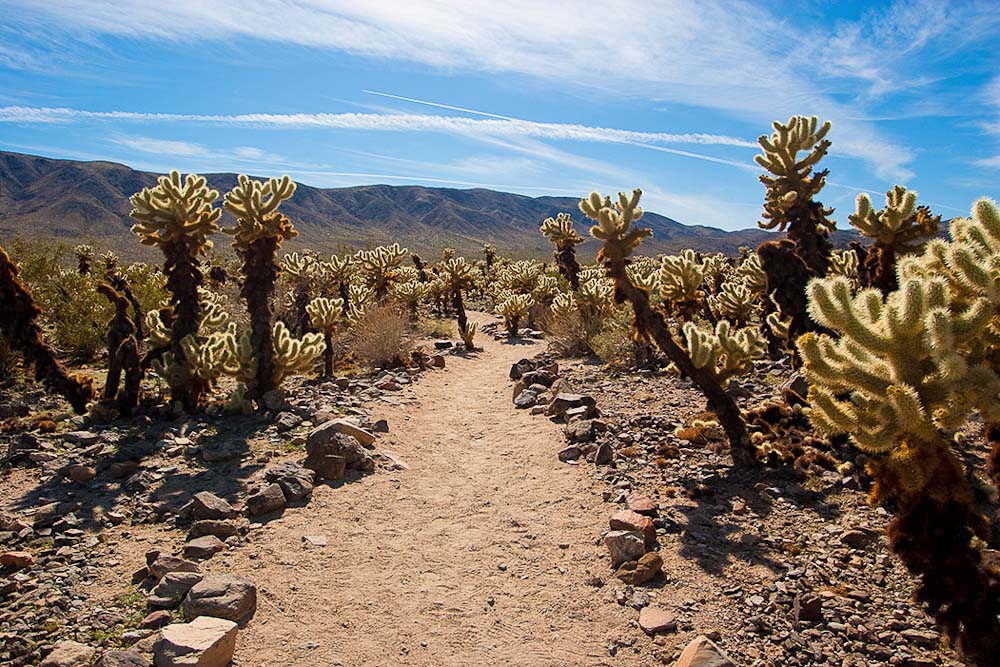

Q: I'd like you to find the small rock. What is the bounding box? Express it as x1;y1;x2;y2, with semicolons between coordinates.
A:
594;443;614;465
263;462;315;502
40;640;96;666
558;445;582;462
188;520;238;540
793;592;824;622
95;649;152;667
513;389;538;408
310;418;377;447
638;606;676;635
302;535;328;547
184;535;225;560
674;634;735;667
183;575;257;624
67;464;97;482
604;530;646;566
246;483;286;517
190;492;237;521
305;430;374;475
155;616;237;667
616;552;663;585
626;493;657;515
140;610;174;630
0;550;33;570
609;510;656;544
64;431;101;446
148;555;200;581
148;572;204;608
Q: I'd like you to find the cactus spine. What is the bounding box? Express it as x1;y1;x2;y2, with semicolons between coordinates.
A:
580;189;755;465
540;212;585;290
224;174;298;400
129;170;221;410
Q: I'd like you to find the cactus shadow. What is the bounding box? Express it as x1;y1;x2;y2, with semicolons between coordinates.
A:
671;465;843;576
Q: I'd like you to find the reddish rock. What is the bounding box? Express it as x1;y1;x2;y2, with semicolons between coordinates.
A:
0;551;34;570
674;635;735;667
638;606;676;635
67;464;96;482
626;493;657;515
604;530;646;566
616;551;663;585
140;610;173;630
610;509;656;543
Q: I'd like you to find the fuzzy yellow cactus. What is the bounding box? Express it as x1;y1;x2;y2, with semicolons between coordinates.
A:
798;198;1000;662
709;281;758;328
496;293;534;337
307;296;344;376
681;320;765;388
659;249;706;320
357;243;408;298
735;253;767;296
390;279;429;320
541;211;586;289
580;189;649;267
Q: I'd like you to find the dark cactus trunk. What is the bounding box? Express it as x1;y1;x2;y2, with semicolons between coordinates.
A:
97;282;142;415
452;286;467;336
555;243;581;291
164;240;207;410
864;244;899;294
243;236;280;399
322;331;334;378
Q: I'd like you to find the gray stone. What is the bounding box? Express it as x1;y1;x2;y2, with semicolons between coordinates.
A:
40;640;96;666
558;445;582;462
263;463;315;502
182;575;257;625
148;572;204;608
604;530;646;566
96;649;152;667
246;483;286;517
183;535;225;560
305;431;374;476
155;616;237;667
64;431;101;446
513;389;538;408
309;418;377;447
546;392;597;418
190;493;237;521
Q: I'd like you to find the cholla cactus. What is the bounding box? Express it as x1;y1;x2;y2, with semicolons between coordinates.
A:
580;188;754;464
496;293;534;337
356;243;408;298
848;185;940;293
442;257;476;350
0;244;95;412
541;212;586;289
130;170;221;410
551;292;577;319
682;320;765;387
442;247;456;261
306;296;344;377
577;277;614;319
281;251;318;335
270;320;325;384
95;281;141;416
709;281;758;328
735;253;768;296
828;249;860;289
626;256;661;294
659;250;706;320
482;243;496;271
700;253;731;294
798;198;1000;663
75;244;94;275
224;174;298;399
459;321;478;350
390;280;429;320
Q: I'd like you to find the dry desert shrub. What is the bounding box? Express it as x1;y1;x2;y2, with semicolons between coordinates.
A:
348;303;410;369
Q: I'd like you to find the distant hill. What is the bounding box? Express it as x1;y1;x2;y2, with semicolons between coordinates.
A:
0;150;848;261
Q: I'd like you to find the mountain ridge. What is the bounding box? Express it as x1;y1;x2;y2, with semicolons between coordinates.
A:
0;150;809;260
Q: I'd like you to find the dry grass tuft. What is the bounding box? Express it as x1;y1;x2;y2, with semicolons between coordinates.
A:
348;303;411;369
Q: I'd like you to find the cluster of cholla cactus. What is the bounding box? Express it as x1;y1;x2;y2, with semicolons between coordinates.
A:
579;188;761;465
754;115;836;357
357;243;409;298
798;198;1000;664
540;212;585;289
440;257;478;350
0;243;95;412
130;170;222;410
848;185;940;293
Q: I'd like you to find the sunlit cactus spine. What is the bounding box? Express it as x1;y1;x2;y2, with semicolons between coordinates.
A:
74;244;94;275
580;188;755;465
848;185;940;293
390;280;429;321
659;249;707;321
708;281;758;328
223;173;298;400
269;321;325;385
357;243;408;299
0;244;95;412
540;212;585;290
306;296;344;377
798;198;1000;664
129;170;221;410
281;251;318;336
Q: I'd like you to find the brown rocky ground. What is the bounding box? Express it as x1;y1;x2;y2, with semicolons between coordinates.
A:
0;311;993;666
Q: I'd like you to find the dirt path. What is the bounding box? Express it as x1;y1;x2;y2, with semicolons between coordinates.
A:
219;314;645;666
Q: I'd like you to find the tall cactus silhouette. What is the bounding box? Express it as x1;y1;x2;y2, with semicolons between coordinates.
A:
224;173;298;400
130;170;221;410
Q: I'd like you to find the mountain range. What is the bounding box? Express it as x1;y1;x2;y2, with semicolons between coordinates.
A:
0;150;840;261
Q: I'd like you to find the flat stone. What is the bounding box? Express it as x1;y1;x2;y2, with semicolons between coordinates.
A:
513;389;538;408
148;572;204;609
558;445;582;462
616;551;663;585
40;640;96;666
302;535;328;547
183;575;257;625
604;530;646;567
610;509;656;543
155;616;237;667
626;493;657;515
309;419;377;447
190;493;237;521
111;461;141;478
638;606;676;635
188;520;238;540
246;483;286;517
546;392;597;417
305;431;373;477
95;649;152;667
148;556;200;581
183;535;225;560
674;635;735;667
0;550;33;569
141;610;174;630
64;431;101;446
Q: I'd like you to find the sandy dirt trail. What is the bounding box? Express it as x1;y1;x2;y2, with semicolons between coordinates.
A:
224;315;645;666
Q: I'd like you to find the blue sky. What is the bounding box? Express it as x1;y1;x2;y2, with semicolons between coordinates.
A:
0;0;998;230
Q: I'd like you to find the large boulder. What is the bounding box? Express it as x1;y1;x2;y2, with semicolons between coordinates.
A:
155;616;237;667
148;572;204;609
674;635;736;667
262;463;314;502
40;641;96;667
182;575;257;625
246;483;286;517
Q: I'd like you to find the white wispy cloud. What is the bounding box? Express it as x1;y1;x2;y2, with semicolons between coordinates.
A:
0;0;940;180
